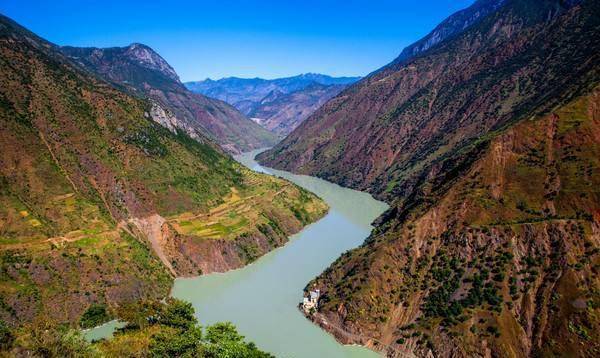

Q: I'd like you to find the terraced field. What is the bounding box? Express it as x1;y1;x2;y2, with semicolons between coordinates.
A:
169;173;323;241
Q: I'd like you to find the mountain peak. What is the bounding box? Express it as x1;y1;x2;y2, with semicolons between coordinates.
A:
390;0;506;65
123;43;180;82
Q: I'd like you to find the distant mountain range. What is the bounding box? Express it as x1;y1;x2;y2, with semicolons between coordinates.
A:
258;0;600;356
185;74;360;135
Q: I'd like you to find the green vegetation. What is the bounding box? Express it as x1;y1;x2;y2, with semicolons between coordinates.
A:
80;304;111;329
0;228;173;327
421;252;464;320
170;180;326;243
0;13;327;331
1;299;272;357
0;320;14;350
9;324;102;358
418;246;510;326
103;299;273;357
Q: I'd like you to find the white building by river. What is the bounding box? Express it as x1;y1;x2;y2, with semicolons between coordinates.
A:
302;289;320;312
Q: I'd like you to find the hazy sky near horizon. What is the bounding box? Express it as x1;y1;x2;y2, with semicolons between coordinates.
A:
2;1;474;81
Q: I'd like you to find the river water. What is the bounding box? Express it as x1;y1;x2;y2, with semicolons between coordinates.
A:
171;149;387;357
85;149;387;356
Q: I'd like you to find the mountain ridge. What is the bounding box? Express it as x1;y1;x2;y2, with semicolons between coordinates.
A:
389;0;507;66
0;13;326;331
249;82;347;135
61;43;277;153
257;0;600;355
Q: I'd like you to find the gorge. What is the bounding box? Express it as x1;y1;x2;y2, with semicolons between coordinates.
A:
171;150;388;357
1;0;599;357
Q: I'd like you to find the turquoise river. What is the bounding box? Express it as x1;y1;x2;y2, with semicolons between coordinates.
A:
88;149;388;357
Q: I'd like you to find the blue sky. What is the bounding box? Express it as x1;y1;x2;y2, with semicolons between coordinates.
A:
2;1;474;81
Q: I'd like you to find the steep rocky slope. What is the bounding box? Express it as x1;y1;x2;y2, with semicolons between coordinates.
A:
0;14;326;329
186;74;360;135
259;0;599;200
307;89;600;356
61;44;277;154
258;0;600;356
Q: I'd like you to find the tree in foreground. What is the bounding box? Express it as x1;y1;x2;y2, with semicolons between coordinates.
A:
1;298;272;358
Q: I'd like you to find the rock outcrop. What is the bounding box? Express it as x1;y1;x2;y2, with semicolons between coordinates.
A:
61;43;277;153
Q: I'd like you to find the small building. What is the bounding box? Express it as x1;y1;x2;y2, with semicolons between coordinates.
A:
302;289;320;313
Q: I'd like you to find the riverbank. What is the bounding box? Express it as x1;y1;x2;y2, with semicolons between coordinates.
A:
84;148;387;357
171;149;388;357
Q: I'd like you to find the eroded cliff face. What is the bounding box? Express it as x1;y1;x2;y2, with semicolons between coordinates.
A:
305;89;600;357
125;175;327;277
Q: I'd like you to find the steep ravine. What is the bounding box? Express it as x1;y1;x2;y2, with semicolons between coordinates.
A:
301;88;600;357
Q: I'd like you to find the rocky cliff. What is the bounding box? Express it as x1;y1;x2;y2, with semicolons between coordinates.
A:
61;44;277;154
